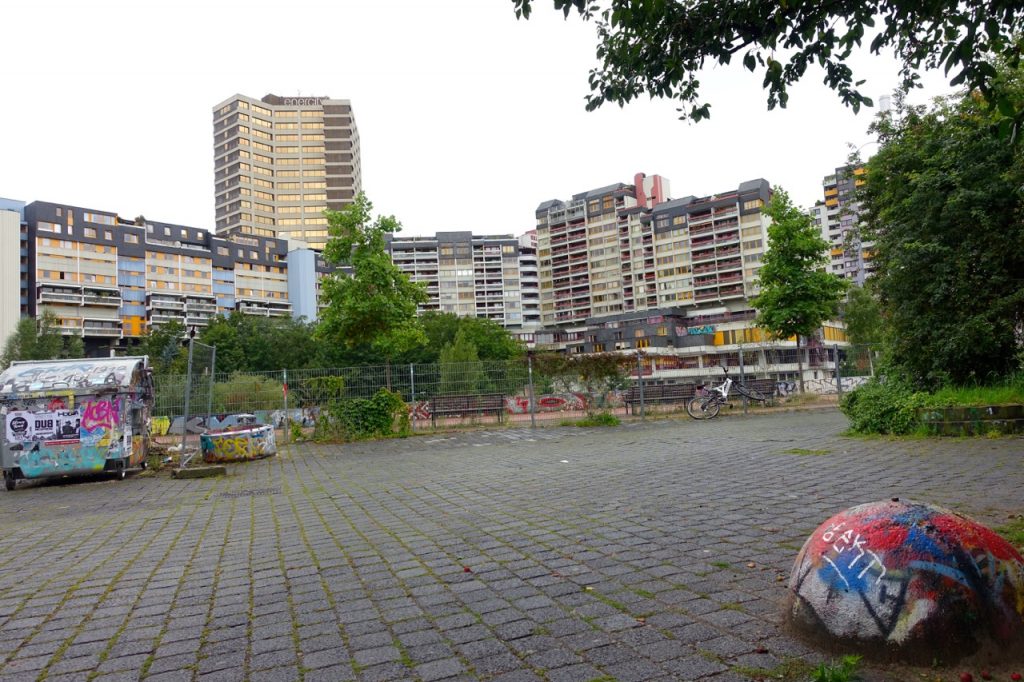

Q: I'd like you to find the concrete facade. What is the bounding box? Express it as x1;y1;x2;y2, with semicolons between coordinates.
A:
213;93;362;251
0;199;27;346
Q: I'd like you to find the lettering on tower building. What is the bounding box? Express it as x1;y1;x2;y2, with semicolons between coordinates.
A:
283;97;326;106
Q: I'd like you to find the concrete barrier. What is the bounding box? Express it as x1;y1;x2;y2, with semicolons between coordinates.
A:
785;499;1024;664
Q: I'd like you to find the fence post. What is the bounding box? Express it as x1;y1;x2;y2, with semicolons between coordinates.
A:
180;336;194;463
867;344;875;377
738;344;748;415
834;344;843;399
205;346;216;435
527;352;537;429
282;368;289;445
636;351;646;420
409;363;416;431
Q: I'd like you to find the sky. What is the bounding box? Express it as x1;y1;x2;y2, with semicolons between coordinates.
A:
1;0;954;238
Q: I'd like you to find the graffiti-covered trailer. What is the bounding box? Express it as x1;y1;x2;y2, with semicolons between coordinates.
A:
0;357;154;490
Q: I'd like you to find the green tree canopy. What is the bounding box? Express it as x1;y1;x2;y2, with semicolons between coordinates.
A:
317;193;429;361
842;284;885;346
198;313;327;373
512;0;1024;124
439;329;484;394
860;87;1024;388
2;312;85;367
136;320;187;374
405;312;524;364
753;189;848;390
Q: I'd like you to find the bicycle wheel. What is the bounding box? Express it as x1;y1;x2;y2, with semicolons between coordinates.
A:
735;384;768;402
687;396;721;420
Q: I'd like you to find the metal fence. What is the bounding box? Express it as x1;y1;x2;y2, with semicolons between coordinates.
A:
149;344;880;435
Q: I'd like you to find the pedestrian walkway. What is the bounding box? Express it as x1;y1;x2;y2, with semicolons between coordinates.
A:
0;411;1020;681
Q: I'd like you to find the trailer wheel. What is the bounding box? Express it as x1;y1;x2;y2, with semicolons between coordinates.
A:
117;466;127;480
4;474;15;492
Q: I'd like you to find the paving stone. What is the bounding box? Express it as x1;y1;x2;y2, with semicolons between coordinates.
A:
1;412;1016;682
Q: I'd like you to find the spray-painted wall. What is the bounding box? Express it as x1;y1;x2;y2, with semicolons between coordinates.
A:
0;358;152;479
786;499;1024;662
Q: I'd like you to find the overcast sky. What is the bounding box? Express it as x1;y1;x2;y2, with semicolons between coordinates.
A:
2;0;953;238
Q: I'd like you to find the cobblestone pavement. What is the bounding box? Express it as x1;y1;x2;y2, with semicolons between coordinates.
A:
1;410;1021;682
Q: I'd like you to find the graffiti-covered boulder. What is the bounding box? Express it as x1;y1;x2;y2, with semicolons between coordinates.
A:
785;499;1024;664
200;425;277;463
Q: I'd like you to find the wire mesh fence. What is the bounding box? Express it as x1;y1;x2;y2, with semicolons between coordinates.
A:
148;344;881;435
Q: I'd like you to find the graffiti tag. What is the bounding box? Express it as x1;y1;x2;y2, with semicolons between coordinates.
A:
81;398;121;431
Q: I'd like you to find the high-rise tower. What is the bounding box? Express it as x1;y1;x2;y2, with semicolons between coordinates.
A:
212;93;361;250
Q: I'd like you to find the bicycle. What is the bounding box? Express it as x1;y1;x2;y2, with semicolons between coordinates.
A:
686;366;770;419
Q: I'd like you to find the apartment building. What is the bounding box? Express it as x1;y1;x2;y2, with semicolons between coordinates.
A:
16;201;293;354
517;231;541;333
816;164;873;284
532;174;848;381
213;93;361;250
0;198;29;345
385;232;531;328
534;173;672;328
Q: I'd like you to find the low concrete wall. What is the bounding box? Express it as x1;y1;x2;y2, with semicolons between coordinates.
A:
918;405;1024;436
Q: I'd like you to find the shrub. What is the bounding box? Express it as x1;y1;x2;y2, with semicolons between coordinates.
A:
839;377;933;435
561;411;621;427
323;388;408;441
212;373;284;413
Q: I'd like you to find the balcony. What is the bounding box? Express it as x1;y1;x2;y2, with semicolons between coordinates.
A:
149;297;186;311
83;294;121;307
38;290;83;305
149;312;183;326
185;316;211;327
83;323;122;338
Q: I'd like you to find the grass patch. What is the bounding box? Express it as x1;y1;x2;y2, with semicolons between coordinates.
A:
710;561;732;570
928;374;1024;406
633;589;655;599
996;515;1024;551
781;447;831;456
811;654;862;682
560;411;621;427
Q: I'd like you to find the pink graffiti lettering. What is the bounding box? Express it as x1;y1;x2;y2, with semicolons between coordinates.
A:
81;398;120;431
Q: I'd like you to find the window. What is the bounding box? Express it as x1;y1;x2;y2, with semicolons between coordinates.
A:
125;233;139;244
635;338;650;348
104;230;113;240
83;227;97;238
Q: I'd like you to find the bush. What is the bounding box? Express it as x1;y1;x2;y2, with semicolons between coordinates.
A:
839;377;933;435
322;388;408;441
212;373;284;413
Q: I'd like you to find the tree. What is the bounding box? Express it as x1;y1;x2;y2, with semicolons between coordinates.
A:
1;312;79;367
753;189;848;392
136;320;187;375
842;284;885;346
860;85;1024;388
317;194;429;372
512;0;1024;125
439;329;484;395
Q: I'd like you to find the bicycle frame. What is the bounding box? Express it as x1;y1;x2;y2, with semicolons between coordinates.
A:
699;368;732;402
